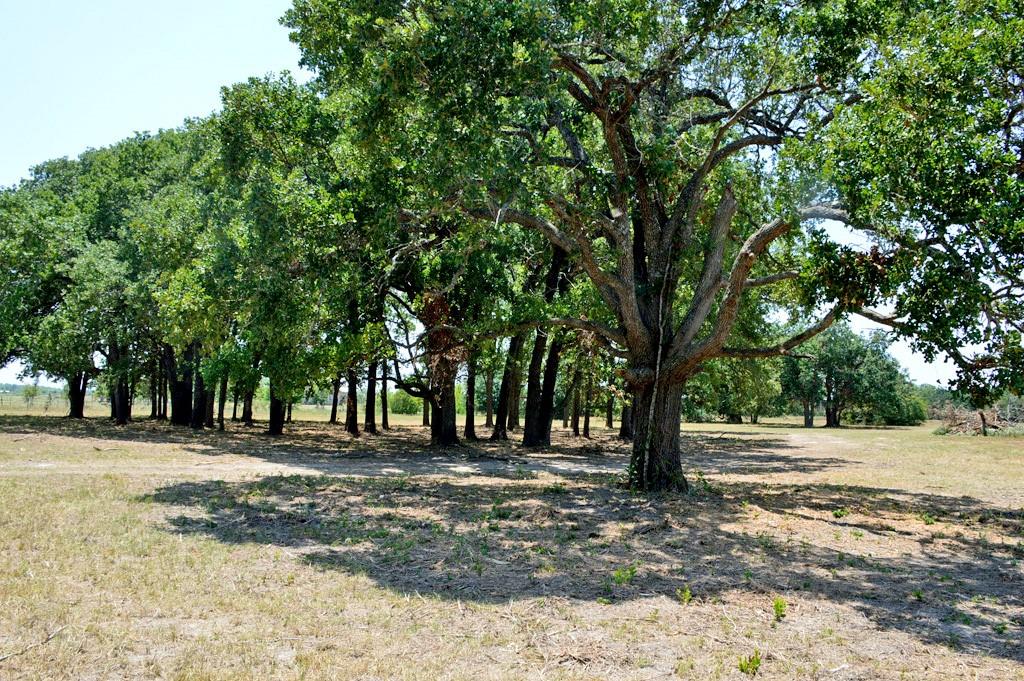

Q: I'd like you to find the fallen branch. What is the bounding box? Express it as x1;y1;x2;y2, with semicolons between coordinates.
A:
0;625;68;664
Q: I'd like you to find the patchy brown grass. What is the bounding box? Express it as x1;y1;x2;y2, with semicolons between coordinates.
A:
0;416;1021;680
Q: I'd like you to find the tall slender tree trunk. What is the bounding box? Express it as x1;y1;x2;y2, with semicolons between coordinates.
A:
159;369;168;419
484;366;494;427
628;380;687;492
231;389;239;422
109;386;116;419
606;393;614;429
583;371;593;438
380;363;390;430
422;396;430;427
191;366;206;430
490;333;525;441
364;361;378;434
217;374;228;431
204;388;215;428
329;376;341;424
508;375;522;431
149;367;159;419
464;354;477;440
619;401;634;440
286;402;293;423
345;367;359;436
803;400;814;427
571;380;581;437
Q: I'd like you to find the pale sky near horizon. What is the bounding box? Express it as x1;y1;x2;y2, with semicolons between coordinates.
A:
0;0;958;387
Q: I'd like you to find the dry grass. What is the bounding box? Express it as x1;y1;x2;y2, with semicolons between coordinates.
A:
0;414;1021;680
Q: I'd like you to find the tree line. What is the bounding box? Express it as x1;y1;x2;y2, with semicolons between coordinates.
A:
2;0;1021;491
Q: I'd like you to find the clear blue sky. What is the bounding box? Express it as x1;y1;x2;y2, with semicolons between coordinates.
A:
0;0;303;188
0;0;956;387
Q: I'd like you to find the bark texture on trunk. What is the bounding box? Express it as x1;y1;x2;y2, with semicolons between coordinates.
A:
618;402;634;440
329;377;341;424
628;381;688;492
345;368;360;435
204;388;215;428
168;345;193;427
464;354;477;440
191;368;206;430
364;361;378;434
67;372;88;419
242;390;254;426
217;374;228;431
605;393;614;429
114;379;130;426
490;333;525;441
802;401;814;427
380;363;390;430
430;372;459;446
484;367;494;427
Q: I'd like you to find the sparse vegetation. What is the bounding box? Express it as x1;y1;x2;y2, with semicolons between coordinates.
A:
738;649;762;676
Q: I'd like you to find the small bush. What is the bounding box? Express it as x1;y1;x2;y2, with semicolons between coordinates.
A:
772;596;787;622
612;563;638;585
738;650;762;676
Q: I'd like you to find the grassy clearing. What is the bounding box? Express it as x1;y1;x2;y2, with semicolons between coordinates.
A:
0;416;1021;680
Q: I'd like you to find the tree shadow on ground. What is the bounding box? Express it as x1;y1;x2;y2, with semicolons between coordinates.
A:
0;415;830;479
142;468;1024;664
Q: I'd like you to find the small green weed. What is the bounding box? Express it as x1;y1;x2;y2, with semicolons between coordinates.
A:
738;649;762;676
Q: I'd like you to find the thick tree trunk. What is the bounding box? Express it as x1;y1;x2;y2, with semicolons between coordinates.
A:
268;382;285;436
430;372;459;446
803;400;814;427
380;363;390;430
522;329;549;446
824;405;841;428
726;413;743;424
329;376;341;424
364;361;378;434
484;367;494;427
67;372;87;419
629;381;687;492
536;335;564;446
114;379;130;426
464;354;477;440
750;412;759;424
619;401;634;440
490;333;525;441
191;368;206;430
242;390;254;426
168;345;193;427
217;374;228;431
345;367;359;436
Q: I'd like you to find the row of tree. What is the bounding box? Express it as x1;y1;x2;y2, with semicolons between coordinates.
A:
2;0;1021;491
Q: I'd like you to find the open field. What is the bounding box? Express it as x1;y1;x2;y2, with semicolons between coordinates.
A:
0;415;1021;680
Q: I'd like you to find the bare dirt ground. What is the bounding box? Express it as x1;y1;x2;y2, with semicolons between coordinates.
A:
0;416;1021;680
